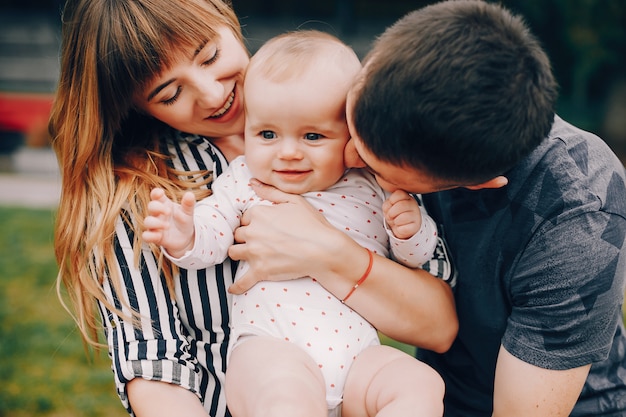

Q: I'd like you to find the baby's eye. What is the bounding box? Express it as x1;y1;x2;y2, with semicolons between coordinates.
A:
260;131;277;139
304;133;323;141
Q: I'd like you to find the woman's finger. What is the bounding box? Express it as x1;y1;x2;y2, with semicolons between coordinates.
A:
249;178;302;204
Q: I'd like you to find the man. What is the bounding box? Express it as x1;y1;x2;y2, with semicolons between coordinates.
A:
229;1;625;415
342;1;626;416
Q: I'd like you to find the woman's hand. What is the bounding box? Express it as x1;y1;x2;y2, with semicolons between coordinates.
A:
228;179;344;293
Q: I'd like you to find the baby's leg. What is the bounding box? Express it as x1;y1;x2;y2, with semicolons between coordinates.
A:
225;336;327;417
342;345;444;417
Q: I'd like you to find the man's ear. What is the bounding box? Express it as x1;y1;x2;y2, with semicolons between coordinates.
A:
464;176;508;190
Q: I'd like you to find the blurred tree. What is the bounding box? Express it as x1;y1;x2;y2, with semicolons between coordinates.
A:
506;0;626;153
507;0;625;105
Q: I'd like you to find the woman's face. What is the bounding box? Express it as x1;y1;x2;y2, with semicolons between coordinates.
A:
135;26;249;138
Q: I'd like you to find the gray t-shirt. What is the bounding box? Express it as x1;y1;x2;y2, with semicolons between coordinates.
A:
420;116;626;416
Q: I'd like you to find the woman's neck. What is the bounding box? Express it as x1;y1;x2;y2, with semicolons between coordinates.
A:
211;134;245;162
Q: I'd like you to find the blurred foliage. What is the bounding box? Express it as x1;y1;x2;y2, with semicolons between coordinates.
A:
505;0;625;130
0;207;125;417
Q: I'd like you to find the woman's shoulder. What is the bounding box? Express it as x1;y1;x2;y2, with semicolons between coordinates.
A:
165;130;229;173
170;130;219;152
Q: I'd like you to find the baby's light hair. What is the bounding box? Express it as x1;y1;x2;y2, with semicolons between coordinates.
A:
246;30;361;84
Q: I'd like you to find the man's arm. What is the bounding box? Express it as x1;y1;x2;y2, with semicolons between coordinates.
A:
493;345;591;417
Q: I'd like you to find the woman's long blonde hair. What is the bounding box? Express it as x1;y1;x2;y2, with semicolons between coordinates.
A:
49;0;243;346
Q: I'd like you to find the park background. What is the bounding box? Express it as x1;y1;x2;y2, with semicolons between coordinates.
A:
0;0;624;416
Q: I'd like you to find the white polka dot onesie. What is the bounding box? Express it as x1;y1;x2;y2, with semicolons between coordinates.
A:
168;155;438;410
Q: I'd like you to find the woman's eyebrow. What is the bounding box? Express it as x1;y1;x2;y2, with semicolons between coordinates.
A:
193;40;208;58
146;40;209;101
147;78;175;101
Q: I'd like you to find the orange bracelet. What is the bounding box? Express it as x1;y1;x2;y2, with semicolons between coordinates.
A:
341;249;374;304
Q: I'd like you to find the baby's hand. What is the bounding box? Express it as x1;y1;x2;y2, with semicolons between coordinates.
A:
382;190;422;240
142;188;197;258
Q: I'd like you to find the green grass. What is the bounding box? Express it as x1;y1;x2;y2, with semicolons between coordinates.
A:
0;206;414;417
0;207;125;417
1;206;624;416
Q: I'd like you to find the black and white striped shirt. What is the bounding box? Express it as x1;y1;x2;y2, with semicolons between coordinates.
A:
98;130;236;417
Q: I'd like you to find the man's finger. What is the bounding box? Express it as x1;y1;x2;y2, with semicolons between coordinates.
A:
228;239;245;260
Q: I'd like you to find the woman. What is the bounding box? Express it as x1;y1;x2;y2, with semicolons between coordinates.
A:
50;0;457;416
51;0;246;415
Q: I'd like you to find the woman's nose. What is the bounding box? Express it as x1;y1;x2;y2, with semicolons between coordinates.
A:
344;138;366;168
194;76;224;109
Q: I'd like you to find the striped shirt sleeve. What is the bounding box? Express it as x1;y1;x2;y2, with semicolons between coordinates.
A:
98;131;235;417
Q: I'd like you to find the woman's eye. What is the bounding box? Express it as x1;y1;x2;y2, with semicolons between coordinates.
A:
260;131;276;139
304;133;323;141
161;87;181;105
202;47;220;66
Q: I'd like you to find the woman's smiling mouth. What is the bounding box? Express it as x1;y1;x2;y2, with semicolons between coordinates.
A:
209;90;235;118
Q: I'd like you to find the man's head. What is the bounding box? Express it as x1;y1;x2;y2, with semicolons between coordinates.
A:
347;0;558;191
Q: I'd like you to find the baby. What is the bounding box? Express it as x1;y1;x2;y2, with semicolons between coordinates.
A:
143;30;445;417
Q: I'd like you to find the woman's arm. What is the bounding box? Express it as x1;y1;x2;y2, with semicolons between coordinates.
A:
127;379;208;417
100;214;209;415
228;181;458;351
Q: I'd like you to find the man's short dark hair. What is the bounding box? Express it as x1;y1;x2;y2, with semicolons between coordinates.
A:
353;0;558;184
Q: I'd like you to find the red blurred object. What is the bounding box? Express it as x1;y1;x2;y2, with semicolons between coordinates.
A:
0;92;53;133
0;92;54;148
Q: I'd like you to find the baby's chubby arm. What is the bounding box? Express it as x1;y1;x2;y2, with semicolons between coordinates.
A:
142;188;197;259
383;190;422;240
383;190;438;268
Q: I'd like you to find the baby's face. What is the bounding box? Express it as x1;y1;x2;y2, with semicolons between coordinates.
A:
243;70;351;194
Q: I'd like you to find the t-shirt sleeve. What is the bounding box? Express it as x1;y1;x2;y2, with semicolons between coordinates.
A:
502;210;626;370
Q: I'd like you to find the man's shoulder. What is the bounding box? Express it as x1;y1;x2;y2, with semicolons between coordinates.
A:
512;116;625;215
544;116;622;175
